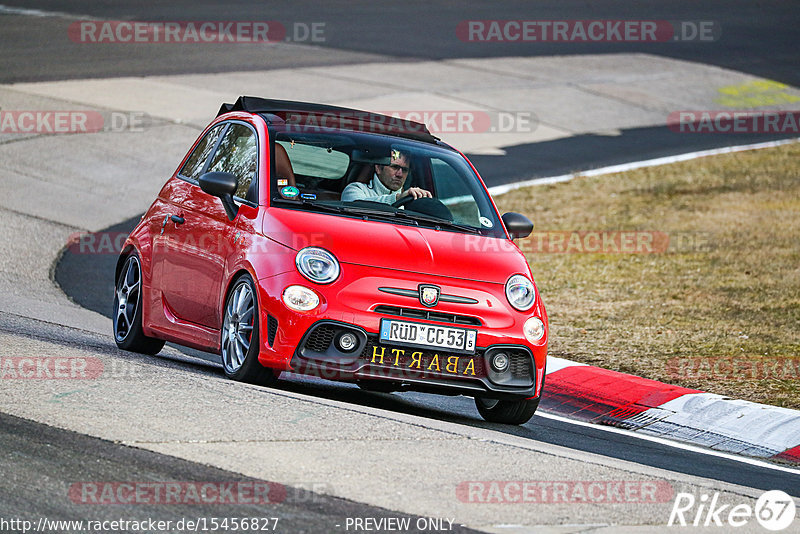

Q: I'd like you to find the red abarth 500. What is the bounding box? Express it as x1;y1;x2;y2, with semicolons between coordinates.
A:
113;97;547;424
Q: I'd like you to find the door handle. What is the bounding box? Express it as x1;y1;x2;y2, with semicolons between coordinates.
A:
171;215;185;225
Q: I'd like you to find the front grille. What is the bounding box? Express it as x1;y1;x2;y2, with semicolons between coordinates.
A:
304;324;336;352
266;315;278;347
374;305;481;326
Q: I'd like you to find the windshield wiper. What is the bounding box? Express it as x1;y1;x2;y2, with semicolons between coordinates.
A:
344;205;412;218
272;198;346;214
273;198;419;224
391;210;482;234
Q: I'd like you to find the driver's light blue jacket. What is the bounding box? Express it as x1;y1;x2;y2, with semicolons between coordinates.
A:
341;174;400;204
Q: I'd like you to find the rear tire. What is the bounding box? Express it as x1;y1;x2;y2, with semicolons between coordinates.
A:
221;274;280;386
475;396;539;425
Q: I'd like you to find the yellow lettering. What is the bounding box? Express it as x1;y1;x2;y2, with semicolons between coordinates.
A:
371;346;385;364
391;348;403;366
463;359;476;376
446;356;459;374
409;351;422;369
428;354;440;372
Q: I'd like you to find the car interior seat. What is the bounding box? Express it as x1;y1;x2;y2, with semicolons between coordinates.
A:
275;142;296;187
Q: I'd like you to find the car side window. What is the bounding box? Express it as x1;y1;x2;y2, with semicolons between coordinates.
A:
180;124;225;180
431;158;480;226
207;123;258;201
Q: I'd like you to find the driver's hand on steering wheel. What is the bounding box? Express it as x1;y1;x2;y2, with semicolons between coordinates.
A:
398;187;432;200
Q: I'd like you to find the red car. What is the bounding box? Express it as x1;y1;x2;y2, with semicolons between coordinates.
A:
114;97;547;424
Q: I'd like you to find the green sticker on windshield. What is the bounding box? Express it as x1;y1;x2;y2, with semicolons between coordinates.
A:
280;186;299;199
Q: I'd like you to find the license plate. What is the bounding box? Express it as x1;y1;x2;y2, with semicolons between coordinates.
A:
379;319;476;354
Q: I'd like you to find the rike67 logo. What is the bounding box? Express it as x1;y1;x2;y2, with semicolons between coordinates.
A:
668;490;796;531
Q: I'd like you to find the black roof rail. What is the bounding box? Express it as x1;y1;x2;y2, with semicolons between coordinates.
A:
217;96;439;143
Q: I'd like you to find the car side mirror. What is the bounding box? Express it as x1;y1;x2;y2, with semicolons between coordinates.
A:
199;172;238;220
501;212;534;240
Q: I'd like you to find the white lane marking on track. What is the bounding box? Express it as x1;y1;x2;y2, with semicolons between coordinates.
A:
488;137;800;196
544;356;587;374
535;411;800;476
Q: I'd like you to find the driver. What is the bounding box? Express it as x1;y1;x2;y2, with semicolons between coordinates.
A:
342;149;432;204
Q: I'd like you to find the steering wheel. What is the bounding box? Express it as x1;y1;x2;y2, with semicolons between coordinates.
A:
391;195;416;208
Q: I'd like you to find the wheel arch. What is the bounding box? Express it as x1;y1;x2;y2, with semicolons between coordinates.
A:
223;267;258;303
115;243;137;282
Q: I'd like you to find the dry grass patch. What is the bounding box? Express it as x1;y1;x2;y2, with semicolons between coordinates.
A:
494;143;800;408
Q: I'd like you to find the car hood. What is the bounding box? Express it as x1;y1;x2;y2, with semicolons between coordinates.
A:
263;208;530;284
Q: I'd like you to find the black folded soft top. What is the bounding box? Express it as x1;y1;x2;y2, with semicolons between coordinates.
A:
217;96;439;144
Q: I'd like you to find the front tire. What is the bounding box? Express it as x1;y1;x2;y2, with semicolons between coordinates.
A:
113;253;165;355
221;274;280;386
475;396;540;425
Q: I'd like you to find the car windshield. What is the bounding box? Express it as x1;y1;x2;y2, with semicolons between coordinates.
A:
268;128;505;237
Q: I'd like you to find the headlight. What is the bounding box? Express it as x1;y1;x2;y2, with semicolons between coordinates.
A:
524;317;545;343
505;274;535;311
295;247;340;284
282;285;320;311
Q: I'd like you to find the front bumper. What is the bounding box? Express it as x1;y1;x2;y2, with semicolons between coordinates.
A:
288;320;539;399
253;267;547;399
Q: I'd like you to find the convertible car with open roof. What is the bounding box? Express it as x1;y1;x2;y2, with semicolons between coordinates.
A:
113;96;547;424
